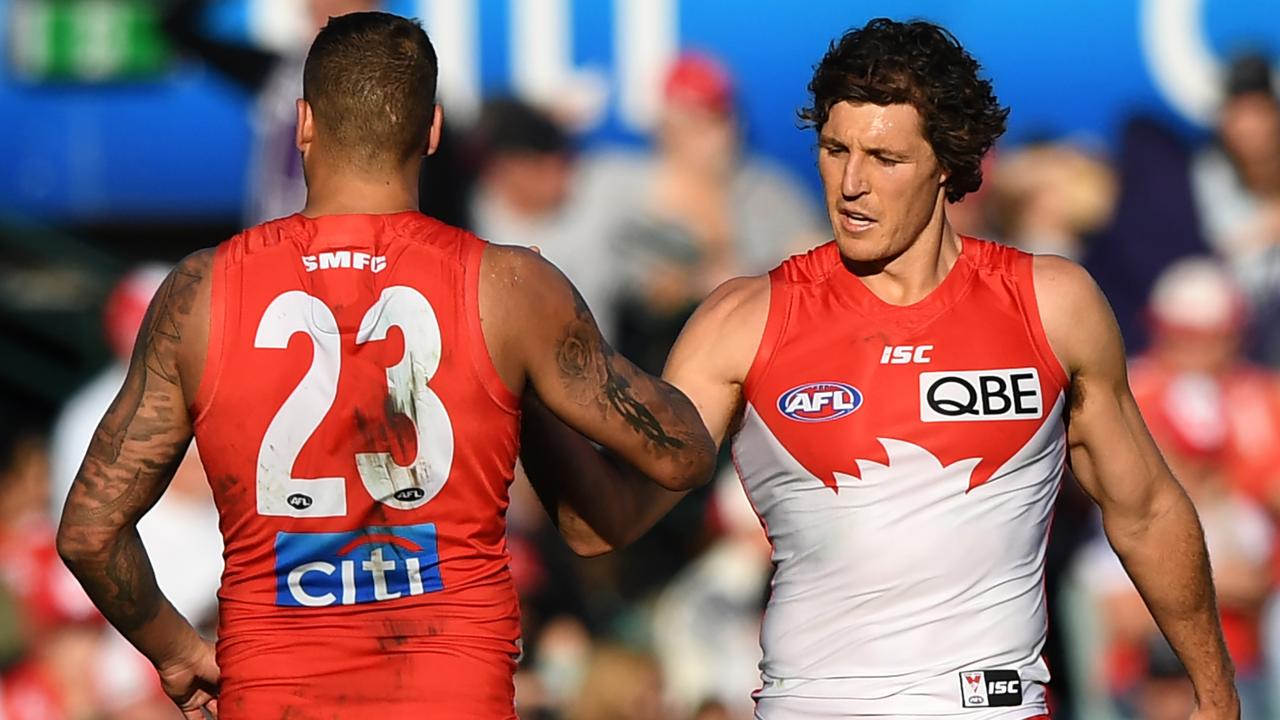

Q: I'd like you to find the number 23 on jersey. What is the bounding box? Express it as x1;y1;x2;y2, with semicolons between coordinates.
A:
253;286;453;518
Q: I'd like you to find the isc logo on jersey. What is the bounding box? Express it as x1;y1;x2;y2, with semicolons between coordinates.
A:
958;669;1023;708
274;523;443;608
777;382;863;423
920;368;1043;423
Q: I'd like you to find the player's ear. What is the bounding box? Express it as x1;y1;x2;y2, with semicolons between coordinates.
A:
296;98;316;154
425;104;443;157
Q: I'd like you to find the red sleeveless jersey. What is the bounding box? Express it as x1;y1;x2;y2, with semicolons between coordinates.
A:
733;237;1068;718
191;212;520;719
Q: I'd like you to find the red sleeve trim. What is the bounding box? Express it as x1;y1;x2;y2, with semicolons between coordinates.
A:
192;242;230;426
1014;251;1071;393
741;270;791;406
462;235;520;416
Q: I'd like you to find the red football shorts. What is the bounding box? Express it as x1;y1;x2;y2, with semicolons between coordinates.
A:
217;632;517;720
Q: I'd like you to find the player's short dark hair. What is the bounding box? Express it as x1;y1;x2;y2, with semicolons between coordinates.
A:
799;18;1008;203
303;12;438;167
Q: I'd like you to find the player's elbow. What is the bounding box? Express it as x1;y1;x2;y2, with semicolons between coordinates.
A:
55;515;109;570
55;524;92;569
655;470;710;493
653;440;717;492
1102;480;1195;552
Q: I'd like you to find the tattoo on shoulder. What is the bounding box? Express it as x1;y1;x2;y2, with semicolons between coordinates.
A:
555;288;689;452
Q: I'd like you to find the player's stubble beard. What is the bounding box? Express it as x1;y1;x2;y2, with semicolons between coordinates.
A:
830;187;949;276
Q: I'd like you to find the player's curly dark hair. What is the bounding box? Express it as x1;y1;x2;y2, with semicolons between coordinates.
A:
799;18;1008;203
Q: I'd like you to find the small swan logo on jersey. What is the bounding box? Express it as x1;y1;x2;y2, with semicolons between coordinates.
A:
777;382;863;422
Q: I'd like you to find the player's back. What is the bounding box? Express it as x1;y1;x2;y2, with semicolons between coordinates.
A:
192;211;520;719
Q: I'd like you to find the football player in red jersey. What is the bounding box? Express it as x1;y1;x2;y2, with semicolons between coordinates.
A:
56;12;715;720
523;18;1240;720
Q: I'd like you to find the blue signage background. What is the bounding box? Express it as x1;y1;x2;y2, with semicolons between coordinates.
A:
0;0;1277;221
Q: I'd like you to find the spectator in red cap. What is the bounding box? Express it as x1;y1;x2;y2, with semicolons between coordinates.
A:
605;51;823;373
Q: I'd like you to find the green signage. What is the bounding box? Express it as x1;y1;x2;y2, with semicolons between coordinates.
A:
9;0;171;81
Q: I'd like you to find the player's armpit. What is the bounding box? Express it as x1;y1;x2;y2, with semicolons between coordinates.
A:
484;244;716;492
1034;255;1239;715
57;250;214;672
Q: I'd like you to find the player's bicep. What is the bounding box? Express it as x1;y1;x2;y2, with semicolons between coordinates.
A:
1067;370;1171;519
60;257;208;543
661;275;768;448
512;250;710;478
1043;258;1177;520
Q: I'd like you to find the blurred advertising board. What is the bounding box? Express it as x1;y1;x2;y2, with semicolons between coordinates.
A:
0;0;1276;221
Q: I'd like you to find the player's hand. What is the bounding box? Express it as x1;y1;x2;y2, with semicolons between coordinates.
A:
155;637;220;719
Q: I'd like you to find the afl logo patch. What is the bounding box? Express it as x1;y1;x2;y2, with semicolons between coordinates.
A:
777;382;863;423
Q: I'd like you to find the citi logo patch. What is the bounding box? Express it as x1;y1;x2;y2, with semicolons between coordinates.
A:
920;368;1042;422
274;522;443;608
959;669;1023;708
777;382;863;423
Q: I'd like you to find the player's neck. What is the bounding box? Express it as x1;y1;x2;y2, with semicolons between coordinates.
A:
852;211;961;307
301;163;421;218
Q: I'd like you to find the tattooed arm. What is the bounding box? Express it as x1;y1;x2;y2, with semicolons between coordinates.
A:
481;244;716;501
57;250;220;719
504;270;768;555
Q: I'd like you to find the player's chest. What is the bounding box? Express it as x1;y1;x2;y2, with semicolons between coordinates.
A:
746;306;1065;489
766;304;1049;419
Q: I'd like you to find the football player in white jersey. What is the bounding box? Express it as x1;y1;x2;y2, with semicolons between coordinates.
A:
520;17;1239;720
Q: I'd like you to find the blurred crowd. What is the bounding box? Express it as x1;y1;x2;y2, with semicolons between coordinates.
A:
3;2;1280;719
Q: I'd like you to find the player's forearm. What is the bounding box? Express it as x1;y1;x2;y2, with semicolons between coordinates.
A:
536;279;717;492
620;376;718;492
1104;486;1239;713
521;393;687;555
57;525;202;668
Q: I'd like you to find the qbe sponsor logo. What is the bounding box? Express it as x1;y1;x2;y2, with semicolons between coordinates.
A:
274;522;443;608
919;368;1042;422
958;669;1023;708
777;382;863;423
